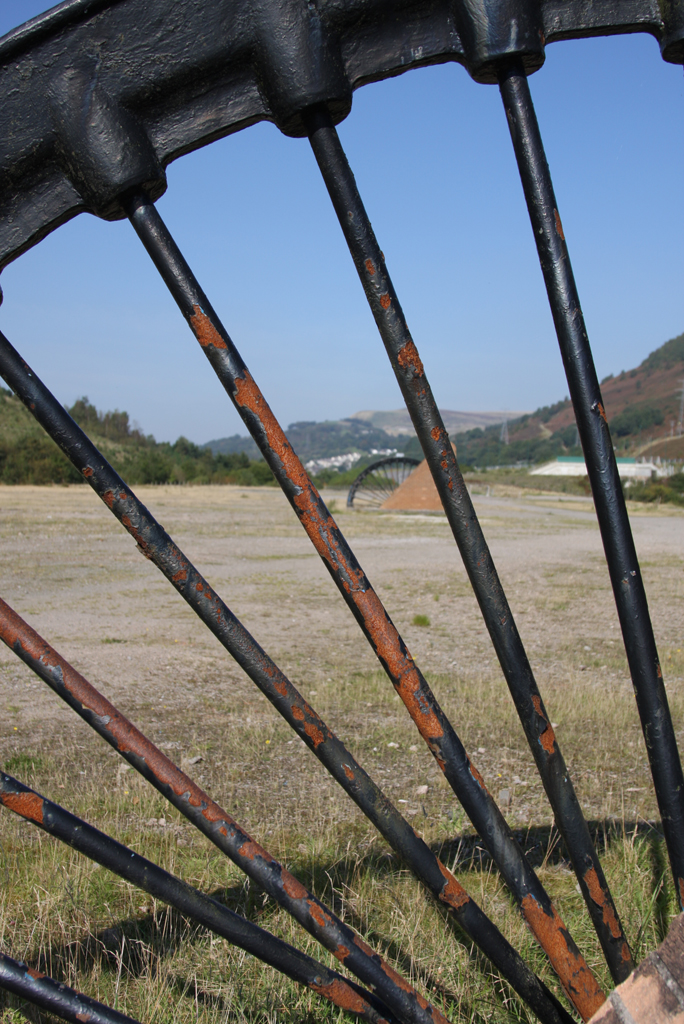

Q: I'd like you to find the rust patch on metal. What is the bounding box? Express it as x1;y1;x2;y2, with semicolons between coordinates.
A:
335;945;350;961
597;402;607;424
1;790;44;823
103;490;114;509
379;293;391;309
308;901;332;929
520;894;605;1020
554;209;565;241
365;259;375;275
75;1014;91;1022
237;839;270;862
281;872;308;900
583;866;622;939
343;764;354;781
436;860;470;910
431;426;441;441
309;978;375;1016
303;719;325;748
352;934;376;959
231;366;449;759
120;516;151;558
190;305;228;349
172;569;187;582
531;695;556;755
467;758;488;794
27;967;45;980
397;340;424;377
82;467;93;478
376;955;447;1023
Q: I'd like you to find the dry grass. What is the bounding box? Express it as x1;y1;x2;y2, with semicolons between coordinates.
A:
1;485;683;1024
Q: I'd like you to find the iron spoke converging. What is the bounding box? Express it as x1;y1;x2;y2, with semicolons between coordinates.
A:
0;772;399;1024
304;103;627;1002
497;59;684;911
0;332;575;1024
0;597;442;1024
1;2;683;1021
123;188;601;1015
0;951;142;1024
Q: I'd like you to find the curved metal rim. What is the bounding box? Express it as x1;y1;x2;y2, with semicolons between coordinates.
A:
347;455;421;508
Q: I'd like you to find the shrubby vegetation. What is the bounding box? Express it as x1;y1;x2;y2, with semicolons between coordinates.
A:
453;420;581;470
610;403;663;438
0;392;274;486
625;472;684;506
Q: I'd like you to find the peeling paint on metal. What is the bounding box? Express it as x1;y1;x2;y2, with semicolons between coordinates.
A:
396;340;424;377
309;978;378;1017
0;790;44;823
553;209;565;241
190;305;228;349
531;695;556;755
281;873;308;901
520;894;605;1020
436;860;470;910
582;867;622;939
467;759;488;794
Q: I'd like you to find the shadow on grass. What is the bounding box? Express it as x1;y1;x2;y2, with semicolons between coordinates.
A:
432;817;665;874
6;817;669;1024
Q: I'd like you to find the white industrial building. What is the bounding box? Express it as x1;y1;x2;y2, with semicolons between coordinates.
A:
530;456;671;480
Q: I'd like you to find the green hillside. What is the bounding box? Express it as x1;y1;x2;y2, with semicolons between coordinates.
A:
0;392;274;486
453;331;684;470
206;417;422;465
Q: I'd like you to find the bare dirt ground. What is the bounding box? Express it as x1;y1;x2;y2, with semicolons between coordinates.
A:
1;484;682;828
1;483;683;1022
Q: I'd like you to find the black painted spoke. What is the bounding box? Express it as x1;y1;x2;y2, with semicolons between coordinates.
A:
0;951;141;1024
0;331;573;1024
0;773;396;1024
304;102;630;996
498;57;684;910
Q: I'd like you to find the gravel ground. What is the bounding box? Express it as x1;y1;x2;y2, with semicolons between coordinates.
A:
1;482;683;845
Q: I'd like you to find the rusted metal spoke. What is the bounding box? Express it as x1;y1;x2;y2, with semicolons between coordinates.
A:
498;59;684;914
0;951;141;1024
0;600;434;1024
0;597;450;1024
303;105;622;1007
0;334;573;1024
122;188;602;1014
0;773;398;1024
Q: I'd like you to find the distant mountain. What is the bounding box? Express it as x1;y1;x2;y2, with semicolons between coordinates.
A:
350;408;528;436
205;418;423;465
204;433;262;459
204;408;519;464
453;330;684;468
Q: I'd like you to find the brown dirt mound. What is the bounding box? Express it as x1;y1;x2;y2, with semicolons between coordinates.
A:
381;459;443;512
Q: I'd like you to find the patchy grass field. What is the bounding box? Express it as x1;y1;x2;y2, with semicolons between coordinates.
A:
1;484;683;1024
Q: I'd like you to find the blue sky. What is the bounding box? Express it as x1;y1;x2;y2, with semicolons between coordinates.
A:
0;3;682;443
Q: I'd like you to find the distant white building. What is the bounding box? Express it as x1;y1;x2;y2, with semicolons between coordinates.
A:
530;456;671;480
